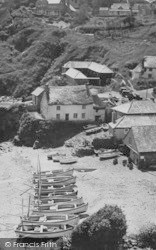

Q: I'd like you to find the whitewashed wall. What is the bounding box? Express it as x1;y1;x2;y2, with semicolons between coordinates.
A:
40;92;95;121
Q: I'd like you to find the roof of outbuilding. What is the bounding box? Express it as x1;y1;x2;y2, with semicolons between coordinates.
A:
112;100;156;114
130;125;156;153
109;115;156;129
48;85;93;105
63;68;88;79
31;87;44;96
143;56;156;68
63;61;113;74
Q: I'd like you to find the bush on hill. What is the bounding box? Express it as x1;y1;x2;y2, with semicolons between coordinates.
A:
137;224;156;249
14;112;84;147
71;205;127;250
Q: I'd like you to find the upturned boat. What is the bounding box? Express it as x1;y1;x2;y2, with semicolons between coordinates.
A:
15;224;73;239
99;151;120;160
20;213;79;227
32;203;88;215
60;158;77;165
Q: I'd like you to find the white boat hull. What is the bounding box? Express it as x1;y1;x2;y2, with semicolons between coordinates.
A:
34;197;83;208
32;203;88;215
15;225;73;239
21;214;79;226
34;177;76;186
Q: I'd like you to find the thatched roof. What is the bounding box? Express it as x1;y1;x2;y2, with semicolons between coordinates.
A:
48;85;93;105
131;125;156;153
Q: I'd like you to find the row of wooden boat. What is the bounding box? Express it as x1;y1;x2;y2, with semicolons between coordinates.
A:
47;152;77;164
15;167;88;239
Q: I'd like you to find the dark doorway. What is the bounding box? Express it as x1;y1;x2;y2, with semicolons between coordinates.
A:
65;113;69;121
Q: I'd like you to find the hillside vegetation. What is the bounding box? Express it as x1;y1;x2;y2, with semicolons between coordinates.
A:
0;7;156;97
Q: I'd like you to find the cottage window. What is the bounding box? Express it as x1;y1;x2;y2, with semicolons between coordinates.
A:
57;106;61;110
148;74;152;78
82;113;85;119
149;68;152;72
56;114;60;120
73;113;78;119
82;105;86;109
124;128;129;134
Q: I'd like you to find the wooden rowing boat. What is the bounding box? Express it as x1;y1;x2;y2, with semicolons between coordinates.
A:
34;176;77;186
20;213;79;227
47;153;66;160
83;124;97;130
60;158;77;165
35;193;78;202
33;169;74;178
15;224;73;239
34;184;76;193
34;197;84;208
35;186;76;195
32;203;88;215
34;191;78;199
99;152;120;161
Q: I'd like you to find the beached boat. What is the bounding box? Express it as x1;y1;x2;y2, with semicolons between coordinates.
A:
85;126;102;135
15;224;73;239
60;158;77;165
53;156;61;162
99;152;120;161
35;193;78;203
34;184;76;192
94;149;117;156
34;191;78;200
33;169;74;178
83;124;97;131
34;197;83;208
32;203;88;215
47;153;66;160
20;213;79;227
35;186;76;195
34;176;77;186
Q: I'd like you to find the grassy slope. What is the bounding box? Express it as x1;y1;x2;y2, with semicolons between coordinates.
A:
1;6;156;97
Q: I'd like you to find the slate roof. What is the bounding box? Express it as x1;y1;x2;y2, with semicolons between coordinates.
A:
143;56;156;68
31;87;44;96
112;100;156;115
48;85;93;105
64;68;88;79
63;61;113;74
109;115;156;129
131;125;156;153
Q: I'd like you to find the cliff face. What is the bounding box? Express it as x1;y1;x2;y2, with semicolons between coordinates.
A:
1;6;156;98
0;104;26;142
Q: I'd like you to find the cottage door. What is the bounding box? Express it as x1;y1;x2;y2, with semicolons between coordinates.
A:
65;114;69;121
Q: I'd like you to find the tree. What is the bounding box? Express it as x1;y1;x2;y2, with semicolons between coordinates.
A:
73;4;89;25
71;205;127;250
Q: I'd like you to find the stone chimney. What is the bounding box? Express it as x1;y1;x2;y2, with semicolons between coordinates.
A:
45;83;49;101
112;111;117;124
85;83;90;97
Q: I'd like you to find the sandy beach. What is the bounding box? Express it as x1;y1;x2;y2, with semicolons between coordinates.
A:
0;142;156;238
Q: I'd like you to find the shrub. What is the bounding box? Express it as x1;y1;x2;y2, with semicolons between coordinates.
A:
137;224;156;249
71;205;127;250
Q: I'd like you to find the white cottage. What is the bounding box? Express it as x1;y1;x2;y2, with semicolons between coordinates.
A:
32;85;94;121
32;84;107;122
131;56;156;81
